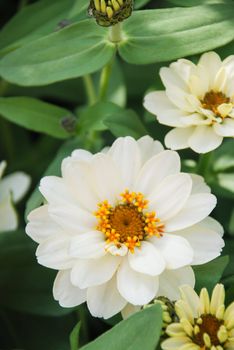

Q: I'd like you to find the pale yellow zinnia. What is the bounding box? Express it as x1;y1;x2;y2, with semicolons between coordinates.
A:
162;284;234;350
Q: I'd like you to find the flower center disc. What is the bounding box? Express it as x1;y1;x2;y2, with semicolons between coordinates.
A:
193;314;223;347
201;90;230;116
95;190;164;253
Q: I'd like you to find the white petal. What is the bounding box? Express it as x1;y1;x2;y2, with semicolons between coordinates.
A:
214;119;234;137
128;241;165;276
61;158;99;212
188;125;223;153
136;135;164;164
166;193;217;232
71;255;121;289
165;127;194;150
0;194;18;232
201;216;224;236
71;149;92;161
160;66;189;91
90;153;122;204
148;173;192;221
166;86;197;113
170;58;196;85
117;258;158;305
107;137;141;189
53;270;86;307
121;304;141;319
158;266;195;300
189;174;211;194
176;222;224;265
36;236;74;269
39;176;77;206
26;204;63;243
144;91;186;127
198;51;222;88
0;172;31;203
48;204;96;234
87;275;127;319
106;243;128;257
135;150;180;196
213;67;227;92
151;234;193;269
69;231;106;259
189;69;209;98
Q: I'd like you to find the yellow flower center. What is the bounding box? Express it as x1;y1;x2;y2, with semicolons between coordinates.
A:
201;90;230;117
193;314;224;348
95;190;164;253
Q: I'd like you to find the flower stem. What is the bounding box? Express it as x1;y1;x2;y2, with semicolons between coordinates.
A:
82;75;97;106
108;22;123;43
99;57;114;101
196;152;213;178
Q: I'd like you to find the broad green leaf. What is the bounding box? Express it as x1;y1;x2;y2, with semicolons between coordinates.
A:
167;0;232;6
70;322;81;350
216;173;234;197
193;255;229;293
119;5;234;64
222;239;234;284
0;230;73;316
78;101;122;133
25;138;81;219
134;0;152;9
80;304;162;350
104;109;148;138
0;97;74;138
0;20;115;86
0;0;88;55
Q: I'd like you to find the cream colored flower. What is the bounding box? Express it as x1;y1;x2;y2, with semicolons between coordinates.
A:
26;136;224;319
144;52;234;153
162;284;234;350
0;161;30;232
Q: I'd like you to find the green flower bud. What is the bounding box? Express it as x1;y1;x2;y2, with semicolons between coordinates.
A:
88;0;133;27
143;297;178;336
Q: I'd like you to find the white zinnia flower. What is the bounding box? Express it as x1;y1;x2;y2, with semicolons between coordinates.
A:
0;160;31;232
162;284;234;350
144;52;234;153
26;136;224;319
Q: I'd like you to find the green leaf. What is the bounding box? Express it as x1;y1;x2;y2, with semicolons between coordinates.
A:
104;109;148;138
70;322;81;350
226;285;234;305
0;97;73;138
0;0;88;55
0;20;115;86
119;5;234;64
80;304;162;350
25;138;81;219
134;0;152;9
193;255;229;294
0;230;73;316
78;101;122;133
167;0;232;6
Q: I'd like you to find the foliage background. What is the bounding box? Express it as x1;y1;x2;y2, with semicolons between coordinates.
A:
0;0;234;349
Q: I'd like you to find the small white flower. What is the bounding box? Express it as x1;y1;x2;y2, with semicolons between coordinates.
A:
26;136;224;319
0;160;31;232
162;284;234;350
144;52;234;153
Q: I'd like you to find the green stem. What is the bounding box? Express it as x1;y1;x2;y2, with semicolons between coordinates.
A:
108;22;123;43
82;75;97;106
99;58;114;101
196;152;213;177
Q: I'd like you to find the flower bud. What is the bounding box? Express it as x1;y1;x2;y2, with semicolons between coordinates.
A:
88;0;133;27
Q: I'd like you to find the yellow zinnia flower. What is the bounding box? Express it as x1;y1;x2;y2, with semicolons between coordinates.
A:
162;284;234;350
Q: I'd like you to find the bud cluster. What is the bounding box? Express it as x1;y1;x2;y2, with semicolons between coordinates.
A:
88;0;133;27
